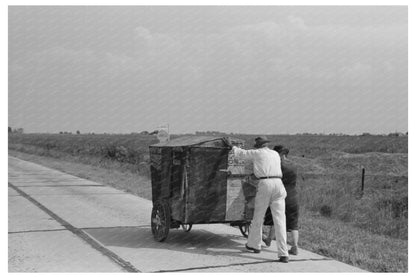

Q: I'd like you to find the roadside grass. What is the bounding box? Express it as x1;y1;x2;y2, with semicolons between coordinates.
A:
300;210;408;272
8;149;152;200
298;174;408;240
8;149;408;272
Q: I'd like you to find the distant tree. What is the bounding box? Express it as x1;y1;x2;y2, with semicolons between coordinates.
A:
76;130;80;135
59;131;63;134
8;126;11;133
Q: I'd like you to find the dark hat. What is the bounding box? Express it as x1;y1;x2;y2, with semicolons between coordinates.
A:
274;145;289;156
273;145;284;153
254;136;270;148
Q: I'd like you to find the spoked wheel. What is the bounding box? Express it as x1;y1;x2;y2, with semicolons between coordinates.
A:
239;223;250;238
181;224;193;232
151;200;171;242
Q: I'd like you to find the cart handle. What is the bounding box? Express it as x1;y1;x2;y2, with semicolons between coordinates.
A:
218;169;231;177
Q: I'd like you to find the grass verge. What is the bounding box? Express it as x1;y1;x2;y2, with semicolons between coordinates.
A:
8;149;152;200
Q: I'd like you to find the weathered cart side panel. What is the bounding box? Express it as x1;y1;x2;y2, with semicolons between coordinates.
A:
149;136;255;235
149;147;172;202
186;147;228;223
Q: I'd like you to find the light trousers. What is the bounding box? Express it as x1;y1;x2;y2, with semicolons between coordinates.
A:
247;179;289;257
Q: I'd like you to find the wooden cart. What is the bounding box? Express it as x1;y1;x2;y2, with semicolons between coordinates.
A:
149;136;256;241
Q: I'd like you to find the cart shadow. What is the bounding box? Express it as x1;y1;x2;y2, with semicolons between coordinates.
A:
84;225;275;261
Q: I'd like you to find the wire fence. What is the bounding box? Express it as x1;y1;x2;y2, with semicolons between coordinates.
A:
296;169;408;240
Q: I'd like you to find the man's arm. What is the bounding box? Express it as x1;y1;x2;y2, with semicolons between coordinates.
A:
222;137;257;159
222;137;233;150
232;146;258;160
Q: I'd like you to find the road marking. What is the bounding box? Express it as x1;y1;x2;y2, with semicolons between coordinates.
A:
9;228;68;234
156;257;333;272
8;182;141;273
12;193;127;196
81;225;151;230
13;184;105;187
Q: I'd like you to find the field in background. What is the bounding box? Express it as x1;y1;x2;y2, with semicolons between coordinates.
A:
235;134;408;157
8;133;408;272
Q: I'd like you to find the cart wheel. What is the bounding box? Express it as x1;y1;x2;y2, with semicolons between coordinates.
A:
151;200;171;242
181;224;192;232
239;223;250;238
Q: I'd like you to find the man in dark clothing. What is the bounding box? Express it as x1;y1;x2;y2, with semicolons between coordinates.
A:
263;145;299;255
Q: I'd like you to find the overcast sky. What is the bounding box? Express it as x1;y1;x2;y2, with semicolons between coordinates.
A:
8;6;407;134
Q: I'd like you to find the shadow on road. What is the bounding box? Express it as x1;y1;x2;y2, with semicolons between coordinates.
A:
84;226;276;262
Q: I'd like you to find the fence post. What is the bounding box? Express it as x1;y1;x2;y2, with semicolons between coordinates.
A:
361;167;365;193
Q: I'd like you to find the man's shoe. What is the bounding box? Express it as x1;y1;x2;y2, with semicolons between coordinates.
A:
289;246;298;255
262;237;272;247
278;256;289;263
245;244;261;253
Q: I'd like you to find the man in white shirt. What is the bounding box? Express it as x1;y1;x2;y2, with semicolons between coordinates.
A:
223;136;289;263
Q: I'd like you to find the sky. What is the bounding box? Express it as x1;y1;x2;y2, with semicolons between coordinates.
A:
8;6;408;135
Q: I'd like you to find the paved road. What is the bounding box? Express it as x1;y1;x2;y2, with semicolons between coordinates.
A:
8;156;366;272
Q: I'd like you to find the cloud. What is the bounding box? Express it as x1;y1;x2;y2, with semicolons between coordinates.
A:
287;15;307;31
134;26;182;63
9;16;406;122
227;16;308;40
11;15;405;90
134;26;152;41
8;7;407;134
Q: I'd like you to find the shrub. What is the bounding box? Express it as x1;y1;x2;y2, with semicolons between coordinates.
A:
320;205;332;217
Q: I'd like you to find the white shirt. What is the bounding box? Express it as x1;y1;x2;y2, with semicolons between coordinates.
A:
232;146;282;179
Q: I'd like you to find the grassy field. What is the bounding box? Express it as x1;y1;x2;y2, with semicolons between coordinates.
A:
8;133;408;272
8;133;408;161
